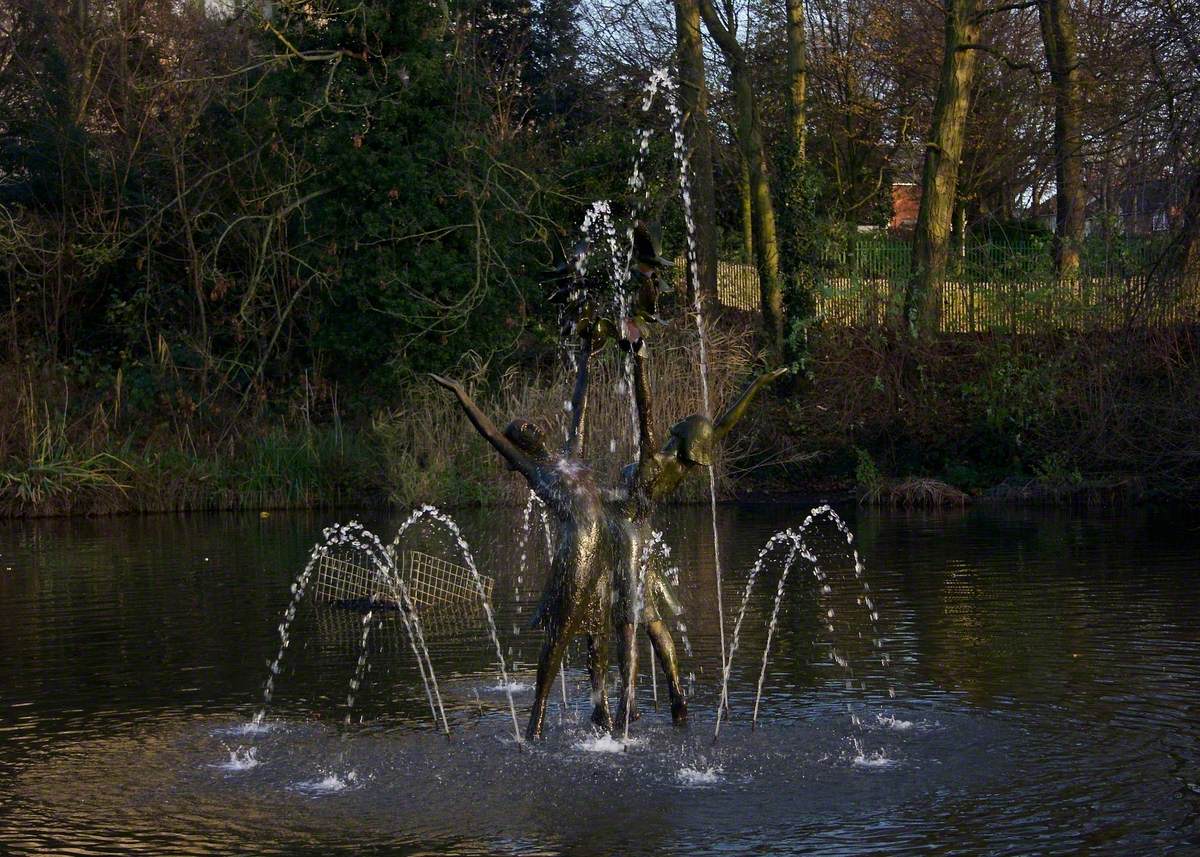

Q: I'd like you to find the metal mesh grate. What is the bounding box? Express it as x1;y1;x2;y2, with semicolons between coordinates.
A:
310;547;493;610
402;550;493;608
312;548;387;604
415;602;491;638
314;607;408;652
314;600;489;649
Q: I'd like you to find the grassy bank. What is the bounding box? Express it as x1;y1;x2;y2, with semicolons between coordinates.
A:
0;324;795;517
0;413;382;517
4;321;1198;518
790;322;1200;505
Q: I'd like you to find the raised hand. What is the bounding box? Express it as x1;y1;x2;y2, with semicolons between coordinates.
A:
428;373;465;396
712;366;790;442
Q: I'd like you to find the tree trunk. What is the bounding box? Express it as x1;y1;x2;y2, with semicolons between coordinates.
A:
780;0;815;354
699;0;785;355
903;0;981;338
1154;169;1200;302
786;0;807;167
1179;173;1200;296
674;0;719;310
71;0;93;124
740;155;754;263
1039;0;1085;280
740;73;785;354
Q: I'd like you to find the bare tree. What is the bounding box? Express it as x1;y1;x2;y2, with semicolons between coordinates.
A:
1039;0;1085;278
699;0;786;355
903;0;981;337
786;0;807;164
675;0;719;308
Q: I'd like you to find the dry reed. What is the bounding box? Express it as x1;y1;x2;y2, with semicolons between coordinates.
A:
373;320;760;506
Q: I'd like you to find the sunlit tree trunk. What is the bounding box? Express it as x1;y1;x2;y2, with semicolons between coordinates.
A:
674;0;719;310
1039;0;1085;280
699;0;785;356
904;0;981;338
786;0;807;166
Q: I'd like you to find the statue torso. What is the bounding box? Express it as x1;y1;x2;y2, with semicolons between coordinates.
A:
530;455;610;634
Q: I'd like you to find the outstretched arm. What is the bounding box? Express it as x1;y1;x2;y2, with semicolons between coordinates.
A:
564;332;593;457
630;344;657;467
712;367;788;443
429;374;537;482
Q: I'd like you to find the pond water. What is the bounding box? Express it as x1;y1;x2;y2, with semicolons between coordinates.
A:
1;503;1197;855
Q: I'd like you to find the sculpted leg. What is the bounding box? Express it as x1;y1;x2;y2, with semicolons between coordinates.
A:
586;633;612;730
614;622;640;726
647;619;687;725
527;627;572;740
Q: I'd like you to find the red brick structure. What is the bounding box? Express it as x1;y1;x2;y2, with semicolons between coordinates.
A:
889;182;921;235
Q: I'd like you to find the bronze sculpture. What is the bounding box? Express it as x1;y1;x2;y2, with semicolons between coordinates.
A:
433;222;785;739
430;335;617;741
609;327;787;727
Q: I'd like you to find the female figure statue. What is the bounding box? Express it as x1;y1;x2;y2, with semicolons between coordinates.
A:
611;325;787;726
430;335;615;740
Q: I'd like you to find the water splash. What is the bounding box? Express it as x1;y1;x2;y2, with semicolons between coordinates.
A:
219;721;274;738
512;491;568;712
344;605;378;725
799;504;895;754
489;681;533;693
715;506;894;755
813;504;889;687
574;200;643;451
752;533;811;727
637;68;728;698
292;770;360;795
393;505;522;743
852;749;896;770
253;520;449;734
339;521;448;734
513;490;538;620
212;747;259;772
566;69;729;699
575;733;642;754
714;529;799;739
875;714;916;731
622;530;671;740
254;542;324;724
676;765;724;786
662;560;693;657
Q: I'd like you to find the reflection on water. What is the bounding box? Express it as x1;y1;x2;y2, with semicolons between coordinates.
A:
1;504;1198;854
